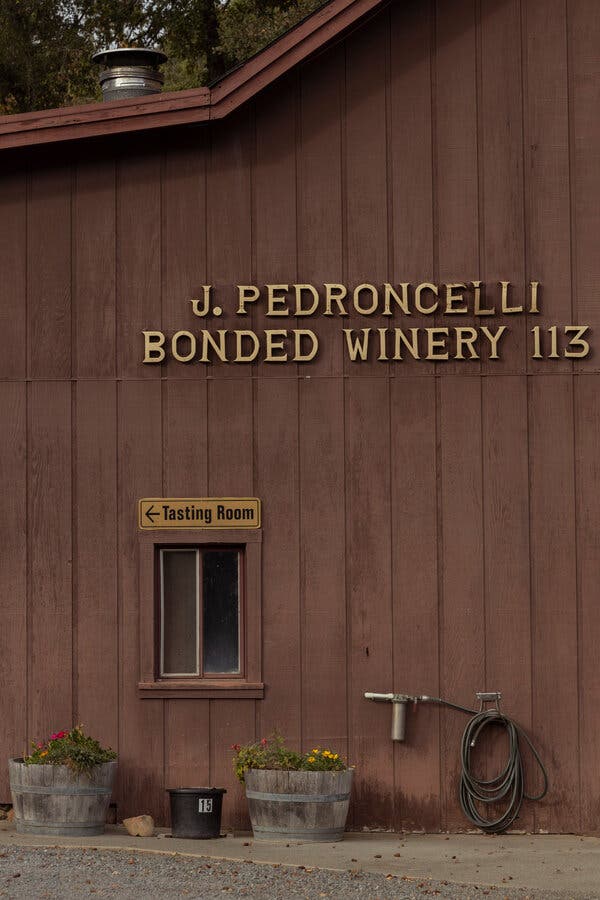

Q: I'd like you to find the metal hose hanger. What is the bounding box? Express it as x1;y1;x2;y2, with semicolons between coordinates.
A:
458;706;548;834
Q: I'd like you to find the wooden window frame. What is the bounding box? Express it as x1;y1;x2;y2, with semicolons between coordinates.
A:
139;529;263;698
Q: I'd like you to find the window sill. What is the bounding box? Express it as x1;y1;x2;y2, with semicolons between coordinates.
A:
138;680;265;699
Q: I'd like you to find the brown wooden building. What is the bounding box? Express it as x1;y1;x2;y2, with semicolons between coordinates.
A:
1;0;599;834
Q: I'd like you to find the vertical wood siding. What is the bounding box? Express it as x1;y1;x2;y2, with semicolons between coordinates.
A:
0;0;599;833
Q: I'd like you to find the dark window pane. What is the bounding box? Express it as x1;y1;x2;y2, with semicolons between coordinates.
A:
162;550;198;675
203;550;239;673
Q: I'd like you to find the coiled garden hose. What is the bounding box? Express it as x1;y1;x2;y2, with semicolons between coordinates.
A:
457;706;548;834
364;691;549;834
418;696;548;834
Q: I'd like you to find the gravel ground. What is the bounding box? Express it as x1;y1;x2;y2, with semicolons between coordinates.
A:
0;847;586;900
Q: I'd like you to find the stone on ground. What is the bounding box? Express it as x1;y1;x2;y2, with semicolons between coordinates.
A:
122;815;154;837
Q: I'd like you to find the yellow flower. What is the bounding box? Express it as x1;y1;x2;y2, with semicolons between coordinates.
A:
311;749;319;754
308;756;316;763
40;750;48;757
323;750;331;758
333;754;339;760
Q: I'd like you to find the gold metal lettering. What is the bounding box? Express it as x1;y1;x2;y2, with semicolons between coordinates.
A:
353;284;379;315
425;327;449;360
473;280;494;315
200;330;228;362
393;328;420;360
324;284;348;316
237;285;260;314
480;325;507;359
529;281;540;314
264;329;288;362
500;281;523;314
294;285;320;316
343;328;371;361
171;330;196;362
415;283;438;315
454;327;480;359
294;329;319;361
445;283;468;314
143;330;166;363
267;284;290;316
234;330;260;362
548;325;560;358
383;283;410;316
190;286;212;317
564;325;590;358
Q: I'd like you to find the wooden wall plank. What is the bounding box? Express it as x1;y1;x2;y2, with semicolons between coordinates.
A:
575;375;600;832
569;0;600;373
74;157;116;378
207;378;254;503
28;382;72;738
117;380;164;819
523;0;571;374
389;0;434;374
163;380;208;497
75;381;118;753
163;380;210;801
162;135;207;380
482;376;533;830
346;376;393;827
208;378;255;827
391;377;440;831
0;384;27;797
0;166;26;379
254;76;298;378
439;376;484;830
479;0;527;371
529;375;579;831
206;111;253;376
298;47;344;376
165;702;210;797
344;13;389;374
255;379;301;741
117;149;161;378
299;378;347;755
434;0;479;375
28;163;72;379
210;700;255;831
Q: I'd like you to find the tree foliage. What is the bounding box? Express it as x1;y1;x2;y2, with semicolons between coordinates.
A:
0;0;323;114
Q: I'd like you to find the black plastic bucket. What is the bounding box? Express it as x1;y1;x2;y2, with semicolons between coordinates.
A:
167;787;226;839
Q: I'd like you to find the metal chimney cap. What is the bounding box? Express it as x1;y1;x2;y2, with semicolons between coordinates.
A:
92;48;168;102
92;48;167;68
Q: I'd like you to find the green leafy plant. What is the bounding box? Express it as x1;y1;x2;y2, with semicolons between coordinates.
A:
23;726;117;775
232;733;346;783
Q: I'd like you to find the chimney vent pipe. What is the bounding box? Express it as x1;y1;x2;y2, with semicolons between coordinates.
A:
92;48;168;102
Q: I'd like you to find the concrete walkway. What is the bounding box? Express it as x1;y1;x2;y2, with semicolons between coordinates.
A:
1;823;599;897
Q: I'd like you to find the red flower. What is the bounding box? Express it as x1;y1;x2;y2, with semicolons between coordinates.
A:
36;743;44;749
230;743;241;751
260;738;268;746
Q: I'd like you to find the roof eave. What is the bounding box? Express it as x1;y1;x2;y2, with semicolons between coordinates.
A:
0;0;387;151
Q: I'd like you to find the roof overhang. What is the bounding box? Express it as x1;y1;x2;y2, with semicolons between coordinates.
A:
0;0;387;151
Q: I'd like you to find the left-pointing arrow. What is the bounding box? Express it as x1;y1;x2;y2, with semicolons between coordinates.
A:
145;504;159;523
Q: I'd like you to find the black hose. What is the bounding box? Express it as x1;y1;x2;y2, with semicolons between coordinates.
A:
456;707;548;834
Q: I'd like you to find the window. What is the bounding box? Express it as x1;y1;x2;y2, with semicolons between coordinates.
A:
160;547;241;677
139;530;263;698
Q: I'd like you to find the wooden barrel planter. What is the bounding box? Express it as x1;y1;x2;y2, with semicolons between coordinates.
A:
9;759;117;836
244;769;353;842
